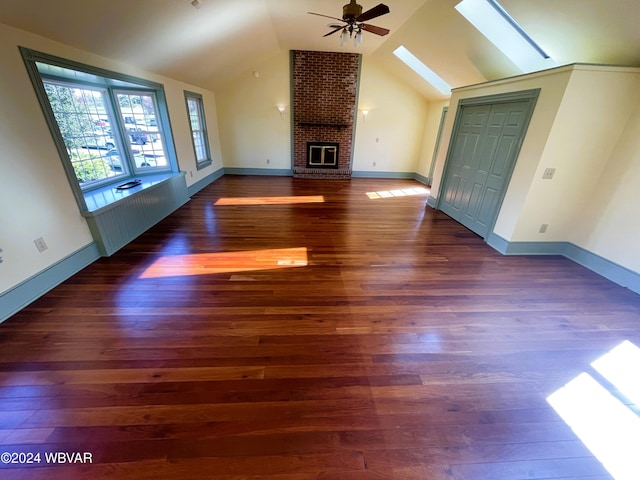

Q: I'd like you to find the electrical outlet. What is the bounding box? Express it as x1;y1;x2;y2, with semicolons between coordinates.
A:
266;159;270;164
189;170;193;178
542;168;556;180
539;224;548;234
372;161;376;167
34;237;48;253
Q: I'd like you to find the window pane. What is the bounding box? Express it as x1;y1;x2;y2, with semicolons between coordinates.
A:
115;91;168;172
185;92;211;168
188;98;201;131
43;82;126;185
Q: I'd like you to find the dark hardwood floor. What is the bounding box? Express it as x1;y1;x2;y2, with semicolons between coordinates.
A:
1;175;639;479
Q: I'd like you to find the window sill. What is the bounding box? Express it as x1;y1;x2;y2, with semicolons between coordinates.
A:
82;172;184;216
196;159;213;170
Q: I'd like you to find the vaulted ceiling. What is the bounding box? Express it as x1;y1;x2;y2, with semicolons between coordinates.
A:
1;0;639;99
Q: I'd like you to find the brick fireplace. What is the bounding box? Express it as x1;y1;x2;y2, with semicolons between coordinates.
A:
291;50;361;179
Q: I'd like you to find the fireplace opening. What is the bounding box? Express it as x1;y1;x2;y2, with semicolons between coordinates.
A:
307;142;339;169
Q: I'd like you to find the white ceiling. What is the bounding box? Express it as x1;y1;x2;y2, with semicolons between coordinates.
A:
1;0;639;99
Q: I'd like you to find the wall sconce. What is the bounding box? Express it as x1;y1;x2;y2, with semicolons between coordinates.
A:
361;109;369;123
276;105;286;119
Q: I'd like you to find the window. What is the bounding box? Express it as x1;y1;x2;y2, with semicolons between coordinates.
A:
41;82;170;189
392;46;451;95
184;91;212;169
20;47;177;208
455;0;555;73
44;81;125;185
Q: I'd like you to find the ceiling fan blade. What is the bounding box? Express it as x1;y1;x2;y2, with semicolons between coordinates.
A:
308;11;345;22
323;26;345;37
360;23;390;36
356;3;390;23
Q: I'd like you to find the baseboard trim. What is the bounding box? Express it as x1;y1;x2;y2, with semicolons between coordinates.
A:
0;242;101;323
351;171;415;179
426;195;438;208
224;168;292;176
487;233;640;295
413;172;430;185
187;168;224;197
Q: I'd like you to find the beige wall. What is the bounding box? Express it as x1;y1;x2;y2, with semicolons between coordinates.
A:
353;57;430;174
215;51;291;171
215;53;436;176
0;23;222;294
511;66;640;242
416;99;449;181
576;97;640;272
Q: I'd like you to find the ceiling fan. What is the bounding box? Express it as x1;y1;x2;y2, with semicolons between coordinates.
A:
308;0;390;46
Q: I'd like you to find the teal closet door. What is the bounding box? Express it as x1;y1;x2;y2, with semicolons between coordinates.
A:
440;100;530;239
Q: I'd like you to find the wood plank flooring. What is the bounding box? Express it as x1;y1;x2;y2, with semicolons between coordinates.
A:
1;176;639;479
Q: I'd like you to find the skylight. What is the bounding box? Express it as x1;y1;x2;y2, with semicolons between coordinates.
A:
455;0;555;73
392;46;451;95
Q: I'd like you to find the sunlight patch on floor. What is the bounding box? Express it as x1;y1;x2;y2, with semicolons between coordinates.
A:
214;196;324;205
366;187;429;199
139;247;308;279
547;341;640;480
591;340;640;407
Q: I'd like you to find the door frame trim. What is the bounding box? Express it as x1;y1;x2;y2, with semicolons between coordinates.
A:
436;88;540;239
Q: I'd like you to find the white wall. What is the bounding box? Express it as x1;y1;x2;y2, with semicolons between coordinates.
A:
0;23;222;295
353;57;429;174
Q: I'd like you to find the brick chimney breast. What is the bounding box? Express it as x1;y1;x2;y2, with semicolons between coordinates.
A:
291;50;361;179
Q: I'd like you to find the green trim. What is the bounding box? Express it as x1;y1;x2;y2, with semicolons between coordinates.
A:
487;234;640;295
485;232;510;253
187;168;224;197
426;195;438;208
224;168;292;176
352;171;415;179
289;51;295;171
352;53;363;171
0;243;101;323
427;106;448;185
457;88;542;107
413;173;429;185
20;47;87;211
19;46;180;211
184;90;213;171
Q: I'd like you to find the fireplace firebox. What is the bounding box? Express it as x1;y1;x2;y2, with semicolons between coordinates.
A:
307;142;339;169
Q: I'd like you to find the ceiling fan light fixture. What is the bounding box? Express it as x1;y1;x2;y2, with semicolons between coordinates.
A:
354;30;363;47
309;2;390;47
340;29;349;46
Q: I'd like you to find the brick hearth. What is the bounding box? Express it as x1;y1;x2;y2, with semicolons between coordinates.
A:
291;50;361;179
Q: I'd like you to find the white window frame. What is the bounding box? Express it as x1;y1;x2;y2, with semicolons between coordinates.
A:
113;89;171;176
